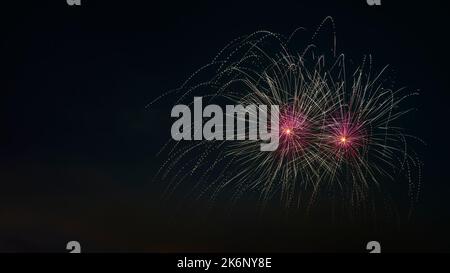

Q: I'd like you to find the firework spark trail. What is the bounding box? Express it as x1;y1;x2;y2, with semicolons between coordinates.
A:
149;17;423;220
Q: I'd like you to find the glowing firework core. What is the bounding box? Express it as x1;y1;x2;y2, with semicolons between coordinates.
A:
154;18;422;218
276;107;313;157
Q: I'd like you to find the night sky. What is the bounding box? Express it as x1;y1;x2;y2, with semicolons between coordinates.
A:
1;0;450;252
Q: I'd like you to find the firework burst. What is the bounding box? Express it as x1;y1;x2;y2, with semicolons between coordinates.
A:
148;17;423;220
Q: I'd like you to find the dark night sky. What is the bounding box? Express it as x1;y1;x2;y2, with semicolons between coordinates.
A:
1;0;450;252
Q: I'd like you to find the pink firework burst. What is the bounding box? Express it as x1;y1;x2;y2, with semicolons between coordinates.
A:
278;106;312;158
324;113;367;159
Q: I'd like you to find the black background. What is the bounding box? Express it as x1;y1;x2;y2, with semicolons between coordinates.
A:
0;0;449;252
